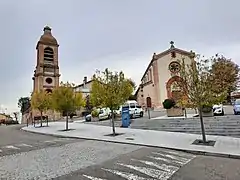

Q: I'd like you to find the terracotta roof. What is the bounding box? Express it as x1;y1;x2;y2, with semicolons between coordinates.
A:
140;46;194;81
36;26;58;49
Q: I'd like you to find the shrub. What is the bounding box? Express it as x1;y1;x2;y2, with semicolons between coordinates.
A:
163;98;176;109
91;109;99;117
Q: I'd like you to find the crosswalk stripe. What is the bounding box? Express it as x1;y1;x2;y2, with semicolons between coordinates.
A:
152;152;189;163
17;144;33;147
160;150;195;158
4;145;20;150
147;156;184;166
82;174;107;180
131;159;178;173
44;140;56;143
117;163;171;180
102;168;152;180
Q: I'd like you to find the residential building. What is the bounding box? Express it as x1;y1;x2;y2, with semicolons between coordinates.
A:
136;42;195;109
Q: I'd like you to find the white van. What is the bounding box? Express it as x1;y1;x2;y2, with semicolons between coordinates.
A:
122;100;144;118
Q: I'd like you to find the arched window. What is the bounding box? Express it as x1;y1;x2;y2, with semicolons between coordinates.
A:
44;47;54;61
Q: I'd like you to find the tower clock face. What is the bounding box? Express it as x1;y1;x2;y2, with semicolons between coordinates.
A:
169;61;181;73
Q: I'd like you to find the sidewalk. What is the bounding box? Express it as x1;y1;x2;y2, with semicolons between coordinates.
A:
22;121;240;158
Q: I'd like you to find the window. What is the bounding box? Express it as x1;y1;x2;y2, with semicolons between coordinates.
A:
45;78;53;84
44;47;54;62
130;103;136;108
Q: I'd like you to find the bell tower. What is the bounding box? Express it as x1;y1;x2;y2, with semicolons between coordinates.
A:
32;26;60;93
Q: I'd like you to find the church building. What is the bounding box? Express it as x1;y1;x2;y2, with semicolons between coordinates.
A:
136;42;195;109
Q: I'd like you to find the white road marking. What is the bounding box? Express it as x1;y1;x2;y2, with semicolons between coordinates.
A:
44;140;56;143
131;159;178;173
102;168;152;180
17;143;33;147
152;152;190;163
160;150;195;158
117;163;171;180
82;174;107;180
147;156;184;166
4;145;20;150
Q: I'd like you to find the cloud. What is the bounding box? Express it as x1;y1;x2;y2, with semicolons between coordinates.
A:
0;0;240;113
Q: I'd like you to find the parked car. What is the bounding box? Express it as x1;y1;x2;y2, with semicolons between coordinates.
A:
122;100;144;118
213;104;224;116
98;108;112;120
233;99;240;115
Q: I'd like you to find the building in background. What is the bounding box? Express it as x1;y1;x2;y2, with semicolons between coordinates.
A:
74;77;93;116
136;42;195;109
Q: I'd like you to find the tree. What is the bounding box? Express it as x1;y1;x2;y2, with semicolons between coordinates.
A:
13;112;18;121
91;68;134;136
177;54;227;143
18;97;30;116
51;82;84;130
31;90;51;127
210;54;239;102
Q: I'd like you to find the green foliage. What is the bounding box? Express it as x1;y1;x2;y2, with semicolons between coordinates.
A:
91;108;99;117
177;55;227;108
51;81;84;113
162;99;176;109
90;68;134;110
31;90;51;113
128;94;137;100
210;54;239;99
18;97;30;114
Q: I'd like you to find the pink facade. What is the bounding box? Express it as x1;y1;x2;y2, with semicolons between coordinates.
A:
136;43;194;109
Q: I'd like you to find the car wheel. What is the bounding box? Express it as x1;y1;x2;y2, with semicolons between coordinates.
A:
234;110;237;115
140;112;143;117
221;110;224;116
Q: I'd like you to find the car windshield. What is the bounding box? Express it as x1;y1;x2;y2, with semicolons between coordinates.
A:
235;99;240;105
130;103;136;108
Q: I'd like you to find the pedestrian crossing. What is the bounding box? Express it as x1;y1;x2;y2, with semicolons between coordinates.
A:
81;150;196;180
0;138;76;155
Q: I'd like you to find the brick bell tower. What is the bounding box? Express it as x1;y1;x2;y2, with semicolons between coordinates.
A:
30;26;61;121
32;26;60;93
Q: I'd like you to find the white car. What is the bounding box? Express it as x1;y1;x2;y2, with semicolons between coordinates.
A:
213;104;224;116
98;107;112;120
122;100;144;118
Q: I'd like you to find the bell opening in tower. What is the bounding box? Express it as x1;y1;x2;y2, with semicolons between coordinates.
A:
44;47;54;62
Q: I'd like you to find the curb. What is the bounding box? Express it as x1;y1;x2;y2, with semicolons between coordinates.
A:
21;127;240;160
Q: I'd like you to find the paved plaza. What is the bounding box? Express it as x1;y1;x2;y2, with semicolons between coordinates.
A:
84;106;240;138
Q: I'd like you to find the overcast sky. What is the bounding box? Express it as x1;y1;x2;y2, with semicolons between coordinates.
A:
0;0;240;113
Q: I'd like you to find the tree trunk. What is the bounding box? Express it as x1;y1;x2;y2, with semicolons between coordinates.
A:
184;108;187;118
46;116;48;127
40;111;43;127
111;109;116;136
66;112;69;131
198;107;207;143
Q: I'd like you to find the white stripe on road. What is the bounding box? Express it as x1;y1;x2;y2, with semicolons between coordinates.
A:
131;159;178;173
117;163;171;180
102;168;151;180
152;152;190;163
44;140;56;143
160;150;195;158
4;145;20;150
17;144;33;147
147;156;184;166
82;174;107;180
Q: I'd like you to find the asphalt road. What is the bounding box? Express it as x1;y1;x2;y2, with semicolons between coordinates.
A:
1;124;240;179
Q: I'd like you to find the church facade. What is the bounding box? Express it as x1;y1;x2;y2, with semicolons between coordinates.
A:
136;42;195;109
